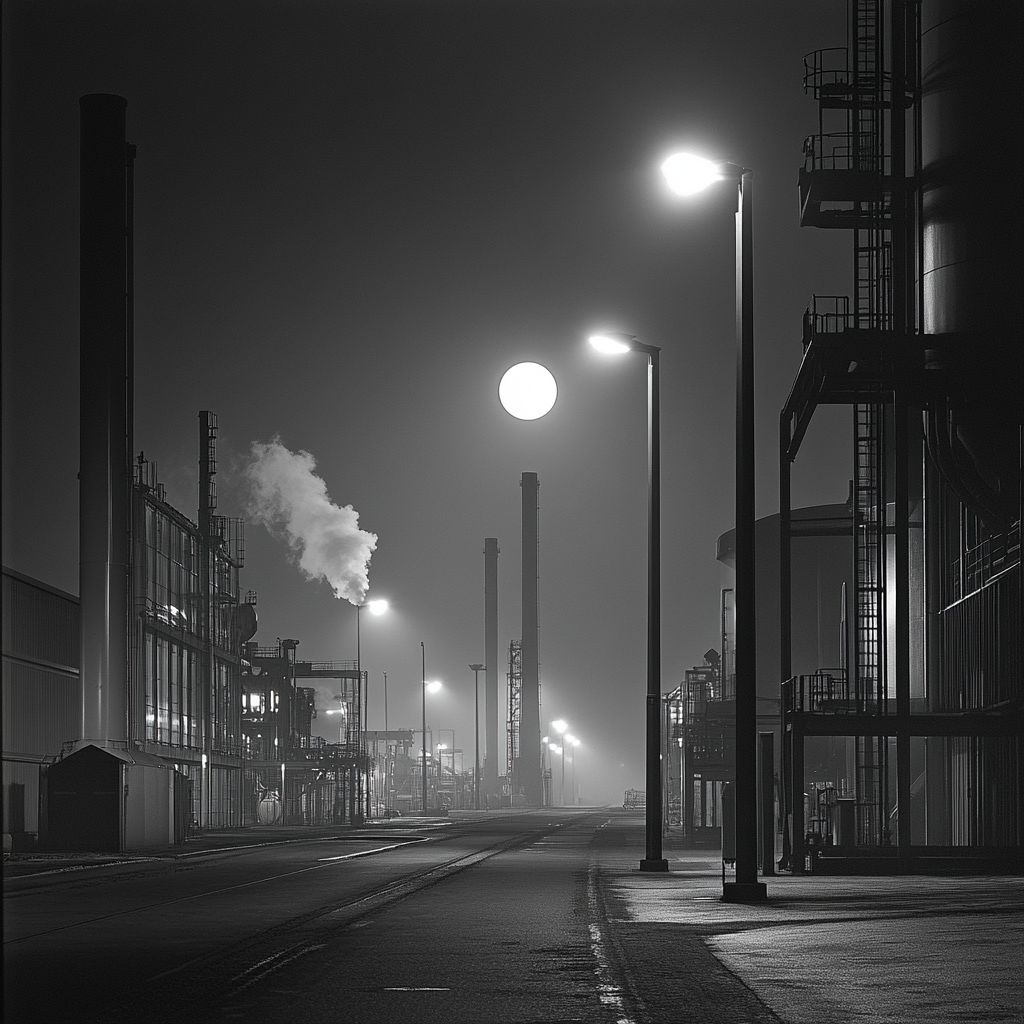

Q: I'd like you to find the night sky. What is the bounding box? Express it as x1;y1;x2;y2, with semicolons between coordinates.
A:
3;0;854;803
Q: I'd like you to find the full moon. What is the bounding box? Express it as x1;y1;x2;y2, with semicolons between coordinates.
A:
499;362;557;420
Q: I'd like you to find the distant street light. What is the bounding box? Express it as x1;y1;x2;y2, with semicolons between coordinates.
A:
662;152;766;902
470;664;485;810
420;669;442;812
566;734;580;805
589;331;667;872
356;598;388;821
547;742;562;806
552;719;568;806
499;362;558;420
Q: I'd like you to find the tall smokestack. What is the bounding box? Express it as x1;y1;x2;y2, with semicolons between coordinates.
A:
519;473;542;805
483;538;499;798
79;94;131;745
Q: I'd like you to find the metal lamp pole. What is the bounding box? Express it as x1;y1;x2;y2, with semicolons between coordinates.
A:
726;166;766;901
421;642;427;813
661;155;765;901
589;332;667;871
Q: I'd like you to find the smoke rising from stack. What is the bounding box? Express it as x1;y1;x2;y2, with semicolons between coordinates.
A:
245;437;377;604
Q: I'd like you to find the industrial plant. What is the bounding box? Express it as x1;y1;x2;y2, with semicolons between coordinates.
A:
661;0;1021;874
3;1;1021;876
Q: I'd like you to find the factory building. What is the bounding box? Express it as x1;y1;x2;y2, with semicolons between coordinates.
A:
2;429;251;850
1;96;256;850
778;0;1022;872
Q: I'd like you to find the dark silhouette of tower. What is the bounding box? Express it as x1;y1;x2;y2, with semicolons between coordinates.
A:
519;473;542;805
79;93;132;746
483;538;499;801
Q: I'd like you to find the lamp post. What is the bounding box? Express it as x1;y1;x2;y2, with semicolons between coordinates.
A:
420;642;442;813
566;734;580;805
547;742;561;807
421;643;428;812
470;664;485;810
589;332;668;872
355;599;387;821
552;719;568;806
662;152;766;902
383;670;389;817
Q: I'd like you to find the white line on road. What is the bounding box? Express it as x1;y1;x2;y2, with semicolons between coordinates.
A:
588;860;640;1024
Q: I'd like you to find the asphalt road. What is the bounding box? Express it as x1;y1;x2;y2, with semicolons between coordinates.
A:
6;808;706;1024
13;810;1014;1023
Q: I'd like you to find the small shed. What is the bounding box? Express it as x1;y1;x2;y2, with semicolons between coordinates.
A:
44;743;189;852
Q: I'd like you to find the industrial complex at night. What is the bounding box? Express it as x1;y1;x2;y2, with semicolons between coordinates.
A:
3;1;1021;1021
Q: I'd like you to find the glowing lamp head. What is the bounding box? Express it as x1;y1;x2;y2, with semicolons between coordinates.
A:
426;680;442;694
499;361;557;420
661;153;724;196
589;333;633;355
552;719;568;734
367;599;389;616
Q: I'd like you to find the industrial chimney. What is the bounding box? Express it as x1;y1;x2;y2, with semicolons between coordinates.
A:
79;94;132;746
519;473;543;805
483;538;500;801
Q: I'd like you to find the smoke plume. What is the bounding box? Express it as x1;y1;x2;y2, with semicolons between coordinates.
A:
245;437;377;605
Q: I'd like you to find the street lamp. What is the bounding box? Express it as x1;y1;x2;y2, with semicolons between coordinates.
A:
662;152;766;902
566;734;580;805
470;664;485;810
421;641;441;813
588;331;668;872
552;719;568;806
547;742;562;807
356;598;388;820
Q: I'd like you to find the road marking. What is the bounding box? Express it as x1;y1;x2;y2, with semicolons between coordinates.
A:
588;862;641;1024
384;987;450;991
317;840;424;861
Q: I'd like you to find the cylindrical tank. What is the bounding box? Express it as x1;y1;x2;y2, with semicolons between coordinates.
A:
920;0;1023;509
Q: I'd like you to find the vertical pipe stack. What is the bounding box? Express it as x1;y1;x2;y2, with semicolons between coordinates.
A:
483;538;499;801
520;473;542;805
79;94;130;746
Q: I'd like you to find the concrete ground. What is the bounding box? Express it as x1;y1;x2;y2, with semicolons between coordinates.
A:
598;832;1024;1024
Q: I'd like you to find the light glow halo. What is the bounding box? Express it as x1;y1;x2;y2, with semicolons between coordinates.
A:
499;361;557;420
661;152;724;196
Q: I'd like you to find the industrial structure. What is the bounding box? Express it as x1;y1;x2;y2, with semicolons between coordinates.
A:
483;538;500;803
779;0;1022;873
664;499;852;861
2;95;377;849
517;472;543;805
506;638;523;801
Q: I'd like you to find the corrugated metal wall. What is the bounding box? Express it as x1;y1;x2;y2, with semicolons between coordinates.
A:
3;664;81;757
2;570;79;670
2;569;81;836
